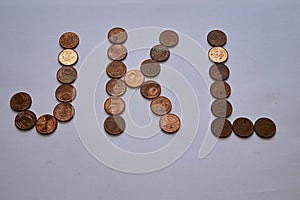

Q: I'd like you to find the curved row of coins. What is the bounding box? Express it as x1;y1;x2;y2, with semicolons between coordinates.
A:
207;30;276;139
103;27;181;135
10;32;79;135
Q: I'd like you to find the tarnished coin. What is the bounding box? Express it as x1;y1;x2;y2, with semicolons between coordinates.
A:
58;49;78;66
59;32;79;49
104;115;125;135
107;44;127;61
140;80;161;99
159;113;181;133
209;63;230;81
140;59;161;77
10;92;32;111
150;96;172;116
106;79;127;96
207;30;227;47
208;47;228;63
211;118;232;138
104;96;125;115
108;27;127;44
55;84;76;102
36;114;57;135
150;45;170;62
159;30;179;47
53;102;75;122
211;99;232;118
254;117;276;138
124;69;145;88
57;66;77;84
15;110;37;130
106;61;127;78
210;81;231;99
233;117;254;138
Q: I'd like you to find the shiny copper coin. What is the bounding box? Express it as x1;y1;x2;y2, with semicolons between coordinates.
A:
104;96;125;115
209;63;230;81
53;102;75;122
210;81;231;99
59;32;79;49
211;99;232;118
106;61;127;78
57;66;77;84
104;115;125;135
108;27;127;44
233;117;254;138
254;117;276;138
208;47;228;63
124;69;145;88
211;118;232;138
36;114;57;135
58;49;78;66
159;30;179;47
55;84;76;102
15;110;37;130
159;113;181;133
140;59;161;77
10;92;32;111
207;30;227;47
107;44;127;61
150;45;170;62
106;79;127;96
150;96;172;116
140;80;161;99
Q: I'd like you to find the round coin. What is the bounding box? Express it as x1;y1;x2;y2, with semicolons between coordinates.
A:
59;32;79;49
209;63;230;81
233;117;254;138
211;99;232;118
254;117;276;138
140;80;161;99
58;49;78;66
150;96;172;116
107;44;127;61
159;30;179;47
124;69;145;88
140;59;161;77
57;66;77;84
55;84;76;102
53;102;75;122
208;47;228;63
106;61;127;78
150;45;170;62
210;81;231;99
15;110;37;130
106;78;127;96
211;118;232;138
104;96;125;115
10;92;32;111
108;27;127;44
207;30;227;47
159;113;181;133
104;115;125;135
36;114;57;135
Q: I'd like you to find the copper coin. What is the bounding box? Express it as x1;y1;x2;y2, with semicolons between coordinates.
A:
10;92;32;111
150;96;172;116
15;110;37;130
150;45;170;62
140;59;161;77
106;79;127;96
57;66;77;84
106;61;127;78
58;49;78;66
36;114;57;135
140;80;161;99
211;99;232;118
104;115;125;135
207;30;227;47
208;47;228;63
59;32;79;49
211;118;232;138
209;63;230;81
53;102;75;122
254;117;276;138
107;27;127;44
159;113;181;133
55;84;76;102
124;69;145;88
159;30;179;47
104;96;125;115
107;44;127;61
233;117;254;138
210;81;231;99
